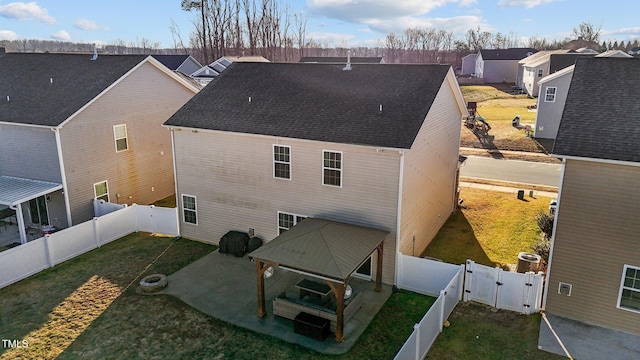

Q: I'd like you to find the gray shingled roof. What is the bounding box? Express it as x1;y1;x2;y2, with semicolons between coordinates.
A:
553;57;640;163
0;53;147;126
151;54;190;70
164;62;452;148
299;56;383;64
549;53;595;73
479;48;537;60
249;218;388;281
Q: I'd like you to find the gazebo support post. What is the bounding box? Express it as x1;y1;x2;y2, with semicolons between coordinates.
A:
256;260;266;318
326;280;346;343
375;243;384;292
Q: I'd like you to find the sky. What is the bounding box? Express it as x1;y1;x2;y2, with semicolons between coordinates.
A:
1;1;639;49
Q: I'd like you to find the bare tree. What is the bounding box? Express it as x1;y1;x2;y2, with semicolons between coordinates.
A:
182;0;210;63
571;21;602;43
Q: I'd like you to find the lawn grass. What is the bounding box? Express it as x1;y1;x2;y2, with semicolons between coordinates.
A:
460;85;546;153
422;187;552;268
426;302;564;360
0;232;435;360
153;194;176;208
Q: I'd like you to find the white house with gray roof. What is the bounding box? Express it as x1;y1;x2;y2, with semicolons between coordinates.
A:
164;62;467;286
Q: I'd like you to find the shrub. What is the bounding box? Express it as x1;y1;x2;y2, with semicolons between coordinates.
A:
536;211;554;239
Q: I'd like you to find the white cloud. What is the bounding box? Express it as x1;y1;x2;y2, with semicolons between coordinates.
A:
497;0;560;9
366;15;491;37
73;18;110;31
307;31;356;47
603;27;640;37
308;0;460;22
51;30;71;41
0;29;20;40
0;2;56;24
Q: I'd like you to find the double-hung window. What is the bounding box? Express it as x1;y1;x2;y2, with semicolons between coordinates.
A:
273;145;291;179
94;181;109;202
545;87;557;102
182;194;197;225
618;265;640;312
537;69;544;78
114;124;128;152
278;211;306;234
323;150;342;187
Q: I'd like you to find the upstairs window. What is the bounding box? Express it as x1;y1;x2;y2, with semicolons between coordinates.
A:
537;69;544;78
545;87;557;102
323;150;342;187
273;145;291;179
94;181;109;202
114;124;128;152
618;265;640;313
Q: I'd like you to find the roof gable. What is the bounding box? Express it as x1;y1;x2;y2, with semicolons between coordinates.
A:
165;62;454;148
553;57;640;163
151;54;191;70
0;53;147;127
549;53;595;73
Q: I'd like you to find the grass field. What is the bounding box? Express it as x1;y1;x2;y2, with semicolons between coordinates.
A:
460;85;549;153
422;187;552;268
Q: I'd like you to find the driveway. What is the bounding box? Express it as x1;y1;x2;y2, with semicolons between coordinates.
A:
461;155;562;187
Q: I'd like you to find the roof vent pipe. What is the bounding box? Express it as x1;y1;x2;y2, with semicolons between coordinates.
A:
91;44;98;61
50;77;53;84
343;50;352;71
6;95;9;102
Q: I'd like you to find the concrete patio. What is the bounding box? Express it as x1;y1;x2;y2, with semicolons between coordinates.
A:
158;249;393;355
538;312;640;359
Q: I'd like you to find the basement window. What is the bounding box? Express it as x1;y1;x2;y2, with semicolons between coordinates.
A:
618;265;640;313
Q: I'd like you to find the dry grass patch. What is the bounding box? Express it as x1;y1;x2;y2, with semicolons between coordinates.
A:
422;187;552;268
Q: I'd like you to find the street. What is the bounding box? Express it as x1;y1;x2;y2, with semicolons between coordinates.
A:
460;156;562;187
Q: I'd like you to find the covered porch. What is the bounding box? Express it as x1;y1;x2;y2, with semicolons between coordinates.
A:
0;175;63;247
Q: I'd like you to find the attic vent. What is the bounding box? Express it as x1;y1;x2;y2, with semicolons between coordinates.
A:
558;282;572;296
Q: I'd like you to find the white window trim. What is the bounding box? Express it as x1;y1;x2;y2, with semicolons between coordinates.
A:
277;211;307;234
273;144;292;180
617;264;640;314
113;124;129;152
322;149;343;188
544;86;557;103
181;194;198;225
93;180;109;202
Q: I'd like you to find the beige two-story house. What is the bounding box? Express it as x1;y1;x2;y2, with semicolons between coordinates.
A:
164;62;466;285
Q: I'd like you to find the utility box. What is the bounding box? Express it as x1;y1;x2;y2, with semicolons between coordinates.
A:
549;199;557;215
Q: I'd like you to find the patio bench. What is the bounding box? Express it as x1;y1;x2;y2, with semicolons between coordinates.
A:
273;290;362;333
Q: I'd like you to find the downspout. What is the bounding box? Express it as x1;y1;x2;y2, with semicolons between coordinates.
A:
169;128;180;236
542;157;566;310
394;150;405;286
52;127;73;227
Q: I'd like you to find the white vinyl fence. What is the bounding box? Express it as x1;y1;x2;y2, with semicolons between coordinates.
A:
394;256;545;359
464;259;544;315
394;255;465;360
0;204;179;290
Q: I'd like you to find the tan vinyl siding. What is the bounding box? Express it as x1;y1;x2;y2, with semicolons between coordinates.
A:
61;61;195;224
546;160;640;335
0;124;61;182
399;73;463;256
174;131;400;284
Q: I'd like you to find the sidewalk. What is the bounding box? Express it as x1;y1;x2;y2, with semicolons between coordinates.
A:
461;181;558;199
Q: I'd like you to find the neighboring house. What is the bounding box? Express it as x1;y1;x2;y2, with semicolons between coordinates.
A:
534;51;632;139
544;57;640;336
164;62;467;285
299;56;384;64
628;47;640;56
0;52;200;244
517;50;572;96
151;54;203;76
548;53;595;73
474;48;537;83
460;53;477;75
191;55;269;85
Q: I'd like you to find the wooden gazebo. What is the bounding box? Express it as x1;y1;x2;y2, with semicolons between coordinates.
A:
249;218;388;342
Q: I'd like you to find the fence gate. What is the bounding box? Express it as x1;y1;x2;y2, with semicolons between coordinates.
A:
463;259;543;314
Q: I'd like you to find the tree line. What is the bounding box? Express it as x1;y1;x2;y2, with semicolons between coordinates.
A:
1;13;637;68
